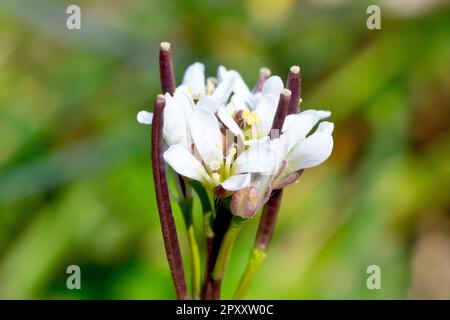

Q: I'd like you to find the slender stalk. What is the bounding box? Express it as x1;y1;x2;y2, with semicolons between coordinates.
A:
159;41;200;298
151;95;188;300
159;42;176;95
233;248;266;300
270;88;291;134
234;66;301;299
179;197;201;299
202;199;233;300
184;180;215;299
253;67;271;93
286;66;301;115
233;189;283;299
212;216;246;281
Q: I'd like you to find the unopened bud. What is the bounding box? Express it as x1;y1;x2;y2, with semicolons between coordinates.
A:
230;186;260;219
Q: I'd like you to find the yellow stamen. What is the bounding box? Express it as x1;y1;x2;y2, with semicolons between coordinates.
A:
211;172;221;186
242;109;259;126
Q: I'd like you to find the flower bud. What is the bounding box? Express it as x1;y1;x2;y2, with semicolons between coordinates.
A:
230;186;260;219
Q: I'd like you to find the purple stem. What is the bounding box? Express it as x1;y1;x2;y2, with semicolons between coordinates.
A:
159;42;176;95
202;200;233;300
151;95;189;300
253;67;271;93
270;88;291;133
255;66;301;252
255;189;283;250
287;66;301;115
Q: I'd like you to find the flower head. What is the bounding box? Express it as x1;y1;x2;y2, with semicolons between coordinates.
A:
138;59;334;218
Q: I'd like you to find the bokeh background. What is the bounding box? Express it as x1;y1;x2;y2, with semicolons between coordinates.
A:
0;0;449;299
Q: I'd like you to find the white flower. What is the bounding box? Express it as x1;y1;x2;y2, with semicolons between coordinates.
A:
163;106;274;191
137;62;236;126
176;62;236;106
217;73;284;142
138;61;334;210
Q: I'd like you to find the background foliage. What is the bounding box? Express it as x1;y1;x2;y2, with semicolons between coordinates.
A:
0;0;449;299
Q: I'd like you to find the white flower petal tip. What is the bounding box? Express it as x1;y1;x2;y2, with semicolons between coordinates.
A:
317;110;332;119
262;76;284;96
221;173;251;191
182;62;206;97
286;125;334;171
317;121;334;134
137;111;153;125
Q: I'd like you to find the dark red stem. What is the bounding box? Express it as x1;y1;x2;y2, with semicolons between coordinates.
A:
159;42;176;95
255;189;283;250
253;67;271;93
286;66;301;115
254;66;302;253
151;95;189;300
202;200;233;300
270;89;291;134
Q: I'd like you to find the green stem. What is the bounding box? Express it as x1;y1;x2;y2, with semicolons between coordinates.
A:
211;216;246;281
187;180;214;240
233;247;266;300
179;197;201;299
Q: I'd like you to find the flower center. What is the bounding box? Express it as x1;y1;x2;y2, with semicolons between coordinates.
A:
241;109;259;126
209;160;221;171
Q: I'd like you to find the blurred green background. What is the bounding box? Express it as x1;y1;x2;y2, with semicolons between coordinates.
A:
0;0;449;299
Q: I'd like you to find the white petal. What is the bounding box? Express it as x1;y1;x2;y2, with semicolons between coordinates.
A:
262;76;283;96
316;120;334;134
243;136;270;146
163;94;190;148
269;137;290;172
212;72;235;104
228;70;253;108
254;94;279;137
282;109;332;151
173;91;195;113
163;145;204;181
221;173;251;191
137;111;153;125
282;114;297;132
286;121;334;171
182;62;205;97
197;95;219;113
217;65;228;82
218;104;243;137
233;143;275;175
227;94;247;114
190;108;223;168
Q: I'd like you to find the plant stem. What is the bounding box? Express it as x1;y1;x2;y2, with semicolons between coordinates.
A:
159;42;176;95
179;197;201;299
233;247;266;300
212;216;245;281
234;66;303;299
151;95;188;300
202;199;232;300
233;188;283;299
286;66;301;115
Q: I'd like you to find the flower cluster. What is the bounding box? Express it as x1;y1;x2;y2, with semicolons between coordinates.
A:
138;61;333;219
